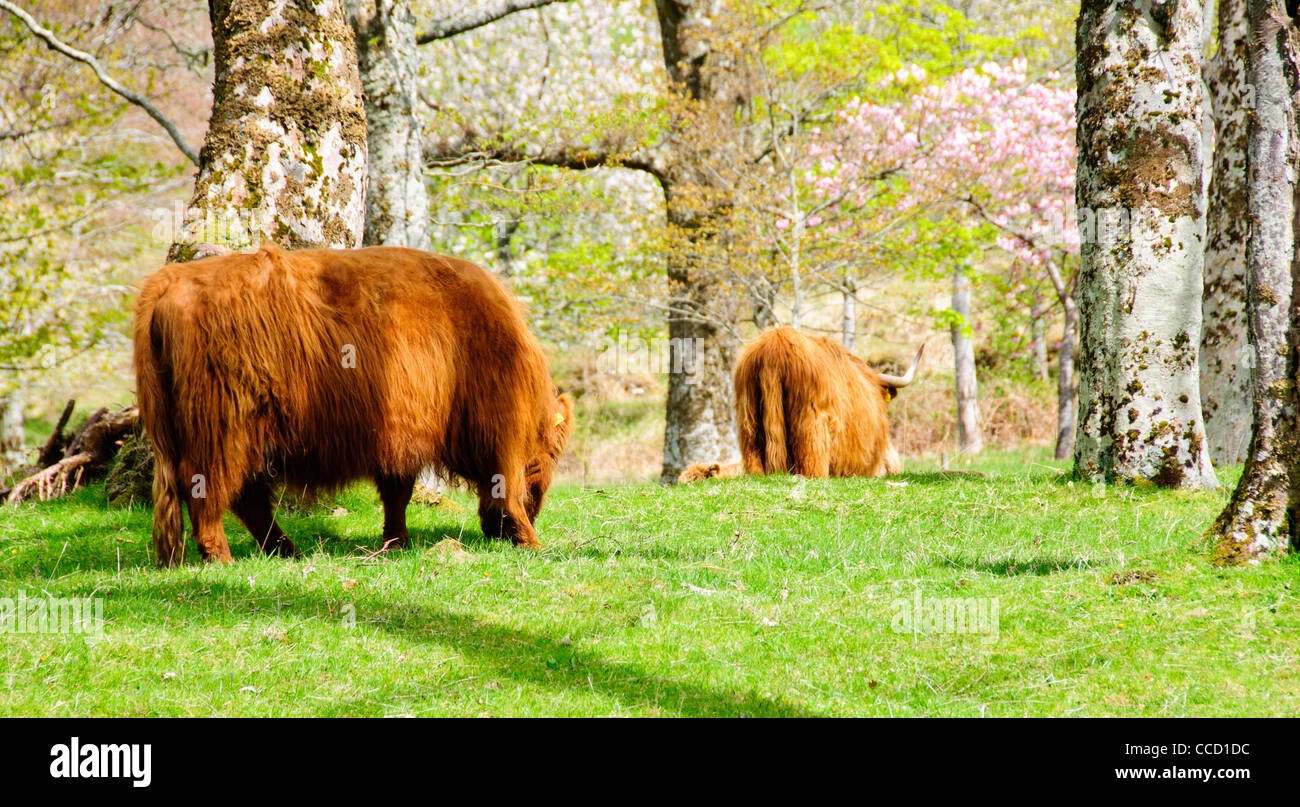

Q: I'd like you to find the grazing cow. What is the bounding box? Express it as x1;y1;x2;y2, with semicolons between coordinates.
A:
678;327;921;482
134;244;573;566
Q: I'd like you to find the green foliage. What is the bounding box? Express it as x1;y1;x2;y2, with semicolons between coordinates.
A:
0;15;183;388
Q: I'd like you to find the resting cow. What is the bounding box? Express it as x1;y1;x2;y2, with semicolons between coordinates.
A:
679;326;921;482
134;245;572;565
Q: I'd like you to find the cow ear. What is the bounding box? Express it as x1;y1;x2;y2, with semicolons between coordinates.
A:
552;393;575;446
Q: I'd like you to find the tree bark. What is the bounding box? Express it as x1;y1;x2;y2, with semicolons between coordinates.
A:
167;0;368;260
1200;0;1253;465
1056;295;1079;460
1;385;23;473
350;0;430;248
841;280;857;350
951;268;983;454
1209;0;1300;563
1073;0;1217;488
1030;305;1049;382
655;0;743;483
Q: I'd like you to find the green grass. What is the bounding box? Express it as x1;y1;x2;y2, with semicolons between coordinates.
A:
0;448;1295;716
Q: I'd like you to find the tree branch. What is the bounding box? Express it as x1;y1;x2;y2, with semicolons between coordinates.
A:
425;136;671;186
416;0;575;44
0;0;199;164
961;194;1074;303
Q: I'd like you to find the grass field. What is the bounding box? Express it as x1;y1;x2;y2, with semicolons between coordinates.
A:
0;448;1295;717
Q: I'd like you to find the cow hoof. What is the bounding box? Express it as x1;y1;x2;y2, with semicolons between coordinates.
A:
379;535;409;552
512;537;542;550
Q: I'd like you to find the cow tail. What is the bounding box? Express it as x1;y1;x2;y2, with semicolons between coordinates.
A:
133;279;184;565
759;361;787;473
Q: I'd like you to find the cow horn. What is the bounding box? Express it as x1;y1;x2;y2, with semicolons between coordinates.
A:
877;343;925;388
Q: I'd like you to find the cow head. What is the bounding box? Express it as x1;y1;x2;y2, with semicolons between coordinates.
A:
525;392;575;522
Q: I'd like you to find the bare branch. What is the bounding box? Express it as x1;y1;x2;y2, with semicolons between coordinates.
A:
0;0;199;164
961;194;1073;303
416;0;575;44
425;137;671;185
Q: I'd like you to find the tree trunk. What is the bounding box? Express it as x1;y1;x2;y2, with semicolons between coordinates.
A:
1200;0;1253;465
1055;296;1079;460
167;0;368;261
1030;305;1049;381
1209;0;1300;564
1073;0;1217;488
350;0;430;248
951;268;983;454
1;385;23;473
841;280;856;350
660;217;741;483
656;0;744;482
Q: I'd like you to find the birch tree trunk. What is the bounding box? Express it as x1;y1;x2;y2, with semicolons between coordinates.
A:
168;0;368;261
1073;0;1217;488
1029;305;1049;381
842;280;856;350
951;268;983;454
350;0;429;248
1209;0;1300;563
0;386;23;473
1200;0;1253;465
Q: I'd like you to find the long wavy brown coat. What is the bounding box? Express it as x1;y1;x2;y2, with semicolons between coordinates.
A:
134;245;572;565
681;327;920;481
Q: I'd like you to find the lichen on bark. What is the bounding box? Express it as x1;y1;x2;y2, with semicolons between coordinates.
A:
1208;0;1300;563
168;0;368;261
1073;0;1217;489
1201;0;1253;466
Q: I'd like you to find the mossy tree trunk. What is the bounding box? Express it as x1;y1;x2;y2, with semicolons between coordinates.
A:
349;0;429;248
1200;0;1253;466
1210;0;1300;563
1073;0;1217;488
656;0;744;483
168;0;368;260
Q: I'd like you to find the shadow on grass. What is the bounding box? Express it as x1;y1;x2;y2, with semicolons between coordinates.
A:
941;556;1099;576
5;500;698;575
103;576;821;718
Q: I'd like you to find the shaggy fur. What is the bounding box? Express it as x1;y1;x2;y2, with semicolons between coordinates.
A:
134;245;573;566
680;327;919;482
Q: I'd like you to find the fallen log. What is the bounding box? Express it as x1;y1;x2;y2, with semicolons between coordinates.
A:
5;405;138;504
5;452;92;503
36;398;76;468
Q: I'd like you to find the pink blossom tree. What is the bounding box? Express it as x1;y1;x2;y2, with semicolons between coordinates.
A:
795;57;1078;457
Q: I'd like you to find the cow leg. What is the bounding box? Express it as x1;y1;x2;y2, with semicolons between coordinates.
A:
231;479;298;558
376;473;415;551
176;459;234;563
186;493;233;564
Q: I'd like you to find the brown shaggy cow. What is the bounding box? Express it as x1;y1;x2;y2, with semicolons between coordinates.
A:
134;244;573;565
679;327;921;482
